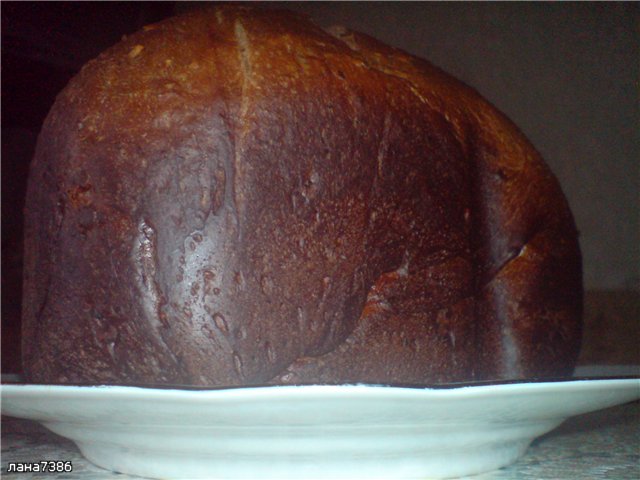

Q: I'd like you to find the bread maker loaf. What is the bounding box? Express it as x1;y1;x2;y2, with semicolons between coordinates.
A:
22;6;583;386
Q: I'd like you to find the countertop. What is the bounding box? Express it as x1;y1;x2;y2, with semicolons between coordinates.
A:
1;400;638;479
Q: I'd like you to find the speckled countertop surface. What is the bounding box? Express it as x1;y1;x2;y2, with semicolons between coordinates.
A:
1;400;638;479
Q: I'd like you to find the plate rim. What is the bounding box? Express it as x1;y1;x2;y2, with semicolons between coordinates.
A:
1;376;639;400
2;377;638;480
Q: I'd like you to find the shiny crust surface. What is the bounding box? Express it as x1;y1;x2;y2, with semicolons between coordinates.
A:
22;6;582;386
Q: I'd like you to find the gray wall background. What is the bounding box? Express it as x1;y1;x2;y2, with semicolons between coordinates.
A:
267;2;639;291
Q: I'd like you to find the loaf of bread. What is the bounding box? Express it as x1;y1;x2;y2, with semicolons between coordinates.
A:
22;6;582;386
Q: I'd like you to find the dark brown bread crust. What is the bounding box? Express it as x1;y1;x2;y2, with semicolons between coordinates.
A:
22;6;582;386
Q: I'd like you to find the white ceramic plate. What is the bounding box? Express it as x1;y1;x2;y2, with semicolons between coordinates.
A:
2;379;639;479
